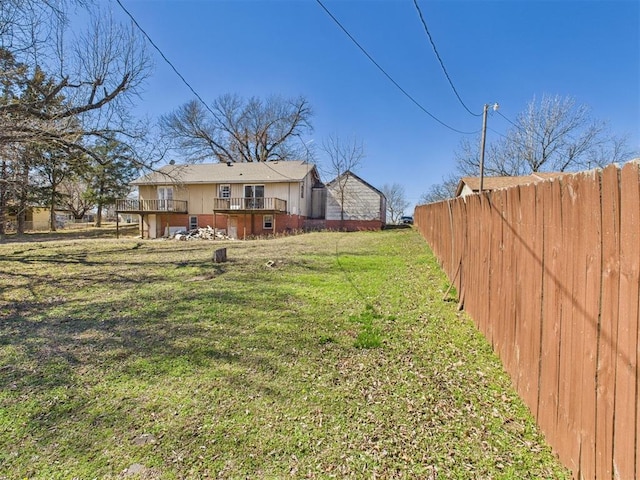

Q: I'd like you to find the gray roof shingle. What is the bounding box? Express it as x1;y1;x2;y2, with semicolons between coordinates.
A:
132;160;317;185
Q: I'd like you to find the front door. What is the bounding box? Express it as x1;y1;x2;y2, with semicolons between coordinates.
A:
244;185;264;209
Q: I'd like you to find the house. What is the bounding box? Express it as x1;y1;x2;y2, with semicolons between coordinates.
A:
27;207;51;231
118;160;323;239
456;172;569;197
324;170;386;230
117;161;386;239
4;206;51;232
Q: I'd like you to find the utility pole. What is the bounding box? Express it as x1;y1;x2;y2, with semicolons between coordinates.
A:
479;103;498;193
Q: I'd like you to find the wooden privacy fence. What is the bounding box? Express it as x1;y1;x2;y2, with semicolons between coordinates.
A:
414;162;639;480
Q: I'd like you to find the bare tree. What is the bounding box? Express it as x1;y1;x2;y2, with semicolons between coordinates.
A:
381;183;409;224
585;132;635;168
160;94;313;163
321;135;365;225
427;94;639;201
60;176;94;221
508;95;606;172
419;172;459;204
0;5;151;155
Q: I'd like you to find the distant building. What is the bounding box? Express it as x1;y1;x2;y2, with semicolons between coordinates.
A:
325;170;386;231
456;172;569;197
118;161;385;239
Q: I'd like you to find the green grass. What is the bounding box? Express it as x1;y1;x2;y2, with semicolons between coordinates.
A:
0;230;569;479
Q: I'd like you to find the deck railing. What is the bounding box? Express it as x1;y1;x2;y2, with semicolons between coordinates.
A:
213;197;287;212
116;199;188;213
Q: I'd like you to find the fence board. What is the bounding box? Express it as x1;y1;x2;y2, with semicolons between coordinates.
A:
463;195;481;320
486;194;499;348
507;187;522;379
453;199;467;308
557;174;581;472
614;162;639;480
512;185;525;393
496;188;513;375
596;164;620;479
577;171;602;479
537;178;563;447
517;183;543;415
478;194;492;336
482;193;499;345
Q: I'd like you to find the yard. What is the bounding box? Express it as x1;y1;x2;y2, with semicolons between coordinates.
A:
0;230;569;479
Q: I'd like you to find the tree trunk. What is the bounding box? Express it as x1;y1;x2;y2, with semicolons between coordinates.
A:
17;162;29;234
96;203;103;227
49;190;57;231
0;160;7;237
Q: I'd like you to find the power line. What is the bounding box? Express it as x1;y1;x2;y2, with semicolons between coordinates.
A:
412;0;481;117
114;0;218;121
315;0;478;135
496;110;519;129
115;0;309;181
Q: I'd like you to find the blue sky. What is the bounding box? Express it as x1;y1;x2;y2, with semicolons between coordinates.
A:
109;0;639;208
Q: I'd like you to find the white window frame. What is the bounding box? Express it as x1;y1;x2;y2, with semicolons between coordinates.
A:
189;215;198;230
263;214;273;229
219;184;231;198
157;186;173;210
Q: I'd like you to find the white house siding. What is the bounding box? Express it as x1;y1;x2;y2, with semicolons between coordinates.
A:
458;184;474;197
139;181;314;216
138;185;189;202
326;174;383;221
223;178;315;216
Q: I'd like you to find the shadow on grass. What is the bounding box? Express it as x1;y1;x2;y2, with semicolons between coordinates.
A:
0;224;140;244
0;235;364;461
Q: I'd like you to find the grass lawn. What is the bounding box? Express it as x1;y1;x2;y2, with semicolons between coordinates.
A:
0;229;569;479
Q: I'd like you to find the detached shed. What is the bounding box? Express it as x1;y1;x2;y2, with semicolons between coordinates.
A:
325;171;386;231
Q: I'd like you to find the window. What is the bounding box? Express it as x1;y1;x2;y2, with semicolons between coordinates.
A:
244;185;265;208
263;215;273;229
219;184;230;198
157;187;173;210
189;216;198;230
300;183;304;198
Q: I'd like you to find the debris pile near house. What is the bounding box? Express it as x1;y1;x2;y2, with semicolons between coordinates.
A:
173;226;231;241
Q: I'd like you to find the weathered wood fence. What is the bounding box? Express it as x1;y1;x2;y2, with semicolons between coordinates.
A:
414;162;639;479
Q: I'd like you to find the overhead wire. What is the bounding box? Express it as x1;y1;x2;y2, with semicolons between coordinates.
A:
114;0;218;121
115;0;310;181
412;0;481;117
496;110;519;129
315;0;478;135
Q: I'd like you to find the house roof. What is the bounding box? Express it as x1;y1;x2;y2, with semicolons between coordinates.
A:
326;170;385;198
131;160;318;186
456;172;569;196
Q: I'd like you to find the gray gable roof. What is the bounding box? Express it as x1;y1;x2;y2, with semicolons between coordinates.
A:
132;160;318;185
